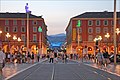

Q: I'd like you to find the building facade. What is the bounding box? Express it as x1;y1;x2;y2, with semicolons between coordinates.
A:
66;11;120;55
0;12;48;54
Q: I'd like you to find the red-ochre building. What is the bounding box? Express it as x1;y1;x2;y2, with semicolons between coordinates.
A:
0;12;48;54
66;11;120;55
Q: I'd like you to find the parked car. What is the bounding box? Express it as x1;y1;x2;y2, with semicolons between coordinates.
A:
109;54;120;62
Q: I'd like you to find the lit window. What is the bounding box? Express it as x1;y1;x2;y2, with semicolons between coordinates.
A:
21;34;25;41
21;27;26;32
96;27;101;33
33;27;37;32
5;26;9;32
88;47;92;51
88;20;93;26
96;20;100;26
13;26;18;32
88;27;93;34
103;27;108;33
104;20;108;26
33;34;37;42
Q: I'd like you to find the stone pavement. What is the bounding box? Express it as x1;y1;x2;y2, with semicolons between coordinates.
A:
73;59;120;77
5;59;120;80
1;59;47;80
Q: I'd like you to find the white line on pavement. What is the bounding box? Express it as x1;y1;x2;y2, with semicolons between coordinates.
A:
5;59;47;80
84;63;120;77
51;65;55;80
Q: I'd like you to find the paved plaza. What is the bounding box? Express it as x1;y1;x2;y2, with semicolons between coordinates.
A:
0;59;120;80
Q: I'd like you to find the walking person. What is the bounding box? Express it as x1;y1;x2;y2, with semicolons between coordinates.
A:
27;51;31;63
54;52;58;63
31;52;34;64
37;52;40;62
103;49;110;67
49;51;54;63
96;49;104;68
0;47;6;79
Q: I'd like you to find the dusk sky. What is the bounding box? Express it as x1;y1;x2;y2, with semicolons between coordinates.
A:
0;0;120;35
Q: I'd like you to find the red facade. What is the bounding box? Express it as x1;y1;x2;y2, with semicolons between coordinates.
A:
0;13;48;54
66;12;120;54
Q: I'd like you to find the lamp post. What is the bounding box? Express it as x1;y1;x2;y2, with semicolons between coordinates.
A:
25;3;31;53
105;33;110;52
0;30;2;48
38;26;42;54
6;33;11;51
76;20;81;47
13;35;17;53
76;20;82;61
113;0;117;65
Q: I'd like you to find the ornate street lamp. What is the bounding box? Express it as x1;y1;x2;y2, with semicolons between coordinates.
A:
6;33;11;51
13;35;17;53
13;35;17;44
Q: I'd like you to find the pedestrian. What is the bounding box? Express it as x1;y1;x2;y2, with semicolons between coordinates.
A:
96;49;104;67
27;51;31;63
0;47;6;79
17;51;21;64
49;51;54;63
103;49;110;67
31;52;34;64
7;52;11;63
62;53;67;63
54;52;58;63
37;52;40;62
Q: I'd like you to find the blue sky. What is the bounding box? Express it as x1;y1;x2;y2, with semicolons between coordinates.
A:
0;0;120;35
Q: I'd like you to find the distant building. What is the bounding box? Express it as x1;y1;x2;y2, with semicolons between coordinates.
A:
0;12;48;54
65;11;120;55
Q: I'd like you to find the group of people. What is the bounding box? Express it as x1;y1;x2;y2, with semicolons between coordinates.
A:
47;51;68;63
96;49;110;67
0;48;42;76
4;51;41;64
